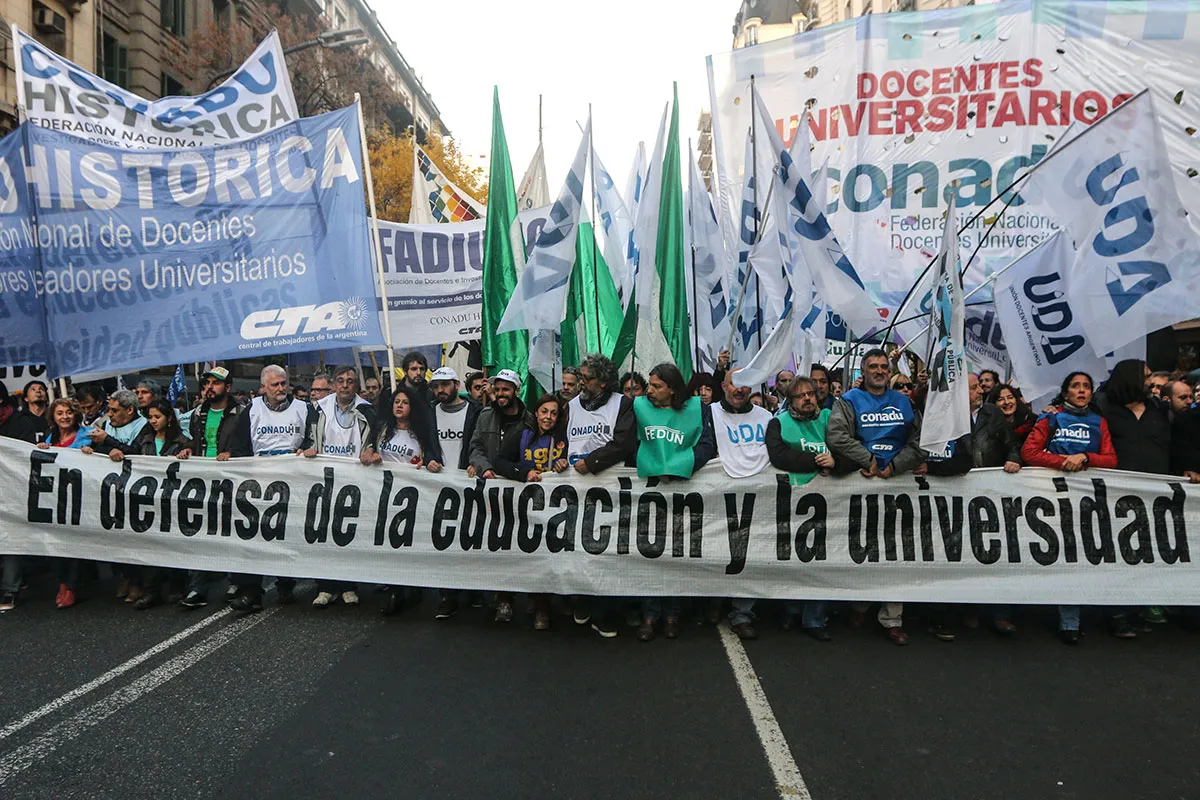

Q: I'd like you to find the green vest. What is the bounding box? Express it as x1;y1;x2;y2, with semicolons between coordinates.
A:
633;395;703;478
777;408;830;486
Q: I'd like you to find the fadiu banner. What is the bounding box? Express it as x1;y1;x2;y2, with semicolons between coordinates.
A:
1;437;1195;604
5;105;385;377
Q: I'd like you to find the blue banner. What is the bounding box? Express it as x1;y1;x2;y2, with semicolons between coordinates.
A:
19;106;383;377
0;127;48;367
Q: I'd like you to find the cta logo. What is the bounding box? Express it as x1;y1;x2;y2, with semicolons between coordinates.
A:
241;298;370;340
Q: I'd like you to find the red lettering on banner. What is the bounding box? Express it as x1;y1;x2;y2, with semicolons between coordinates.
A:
858;72;878;99
880;72;905;99
926;96;955;132
992;91;1027;127
932;67;952;94
868;101;894;134
894;99;923;133
998;61;1021;88
1028;89;1058;126
840;102;869;136
1022;58;1044;86
907;70;930;97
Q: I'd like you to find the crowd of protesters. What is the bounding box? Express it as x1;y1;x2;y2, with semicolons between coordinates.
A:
2;346;1199;649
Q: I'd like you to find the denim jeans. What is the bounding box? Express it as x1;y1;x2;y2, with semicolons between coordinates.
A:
642;597;683;622
785;600;829;629
1058;605;1081;631
1;555;21;594
186;570;218;594
729;597;756;627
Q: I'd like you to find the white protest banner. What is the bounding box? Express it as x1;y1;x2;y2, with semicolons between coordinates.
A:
375;207;550;348
14;28;299;149
3;437;1198;604
920;197;971;450
707;0;1200;307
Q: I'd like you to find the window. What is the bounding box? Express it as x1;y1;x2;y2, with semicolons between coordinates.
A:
212;0;232;28
161;73;186;98
745;23;759;45
100;33;129;89
162;0;186;37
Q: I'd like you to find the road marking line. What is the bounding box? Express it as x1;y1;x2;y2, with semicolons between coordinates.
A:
0;607;232;742
0;608;276;785
718;623;813;800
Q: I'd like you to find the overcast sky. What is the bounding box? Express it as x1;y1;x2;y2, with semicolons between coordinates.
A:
377;1;737;193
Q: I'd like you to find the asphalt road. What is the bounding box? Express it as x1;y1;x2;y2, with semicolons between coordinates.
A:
2;571;1199;800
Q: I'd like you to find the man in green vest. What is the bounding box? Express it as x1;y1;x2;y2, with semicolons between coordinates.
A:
765;376;835;641
632;363;716;641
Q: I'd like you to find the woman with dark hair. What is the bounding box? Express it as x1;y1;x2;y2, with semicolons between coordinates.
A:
1021;370;1119;644
361;386;444;471
492;393;569;629
34;398;94;608
362;386;444;615
632;364;716;641
686;371;721;405
987;383;1036;447
102;398;192;609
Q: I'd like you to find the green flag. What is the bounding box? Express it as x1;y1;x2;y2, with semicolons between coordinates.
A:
561;221;624;366
655;83;693;381
480;87;528;379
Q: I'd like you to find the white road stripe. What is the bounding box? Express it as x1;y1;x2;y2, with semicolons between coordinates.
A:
718;623;813;800
0;607;232;741
0;608;277;785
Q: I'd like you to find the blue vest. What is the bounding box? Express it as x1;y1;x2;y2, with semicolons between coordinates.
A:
1043;408;1105;455
842;388;914;469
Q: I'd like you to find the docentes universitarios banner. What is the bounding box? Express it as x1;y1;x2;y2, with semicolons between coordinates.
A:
14;28;301;150
5;105;385;378
707;0;1200;313
2;436;1196;604
374;207;550;348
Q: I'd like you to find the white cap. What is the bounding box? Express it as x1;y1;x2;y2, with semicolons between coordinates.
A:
429;366;458;383
492;369;522;390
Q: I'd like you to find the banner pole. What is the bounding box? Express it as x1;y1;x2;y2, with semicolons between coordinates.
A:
354;94;399;392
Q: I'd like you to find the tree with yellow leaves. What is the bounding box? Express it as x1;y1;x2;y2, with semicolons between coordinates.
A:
368;127;487;223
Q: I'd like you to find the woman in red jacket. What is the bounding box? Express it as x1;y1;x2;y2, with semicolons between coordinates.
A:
1020;371;1120;644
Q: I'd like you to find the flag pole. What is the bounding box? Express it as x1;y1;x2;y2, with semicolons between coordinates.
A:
588;105;601;354
688;138;701;370
354;94;399;392
750;75;765;392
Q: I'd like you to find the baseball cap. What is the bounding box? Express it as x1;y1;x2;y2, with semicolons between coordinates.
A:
492;369;522;390
203;366;231;383
429;366;458;383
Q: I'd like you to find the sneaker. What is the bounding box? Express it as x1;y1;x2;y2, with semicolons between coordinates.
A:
1110;619;1138;639
434;595;458;620
468;591;484;609
931;623;955;642
342;591;359;606
225;584;239;603
663;619;680;640
312;591;335;609
1143;606;1168;625
533;611;550;631
591;620;618;638
57;586;76;609
179;591;207;609
573;609;592;625
637;620;656;642
571;597;591;625
134;592;162;611
494;601;514;624
229;594;262;614
804;626;833;642
381;589;400;616
276;584;295;605
0;592;15;612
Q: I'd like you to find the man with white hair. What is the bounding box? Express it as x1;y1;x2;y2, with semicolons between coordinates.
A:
225;365;319;613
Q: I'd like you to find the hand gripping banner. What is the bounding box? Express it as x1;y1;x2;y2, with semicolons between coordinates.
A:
1;437;1195;604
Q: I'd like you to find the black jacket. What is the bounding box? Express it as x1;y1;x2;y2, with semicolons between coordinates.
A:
4;409;49;444
1170;410;1200;476
188;400;246;458
132;428;192;457
468;399;533;474
765;416;821;474
924;432;974;477
1097;392;1172;474
970;403;1021;468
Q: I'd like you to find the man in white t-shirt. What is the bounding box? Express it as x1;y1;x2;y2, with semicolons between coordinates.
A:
429;366;480;471
303;365;376;609
226;365;318;613
711;370;774;640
